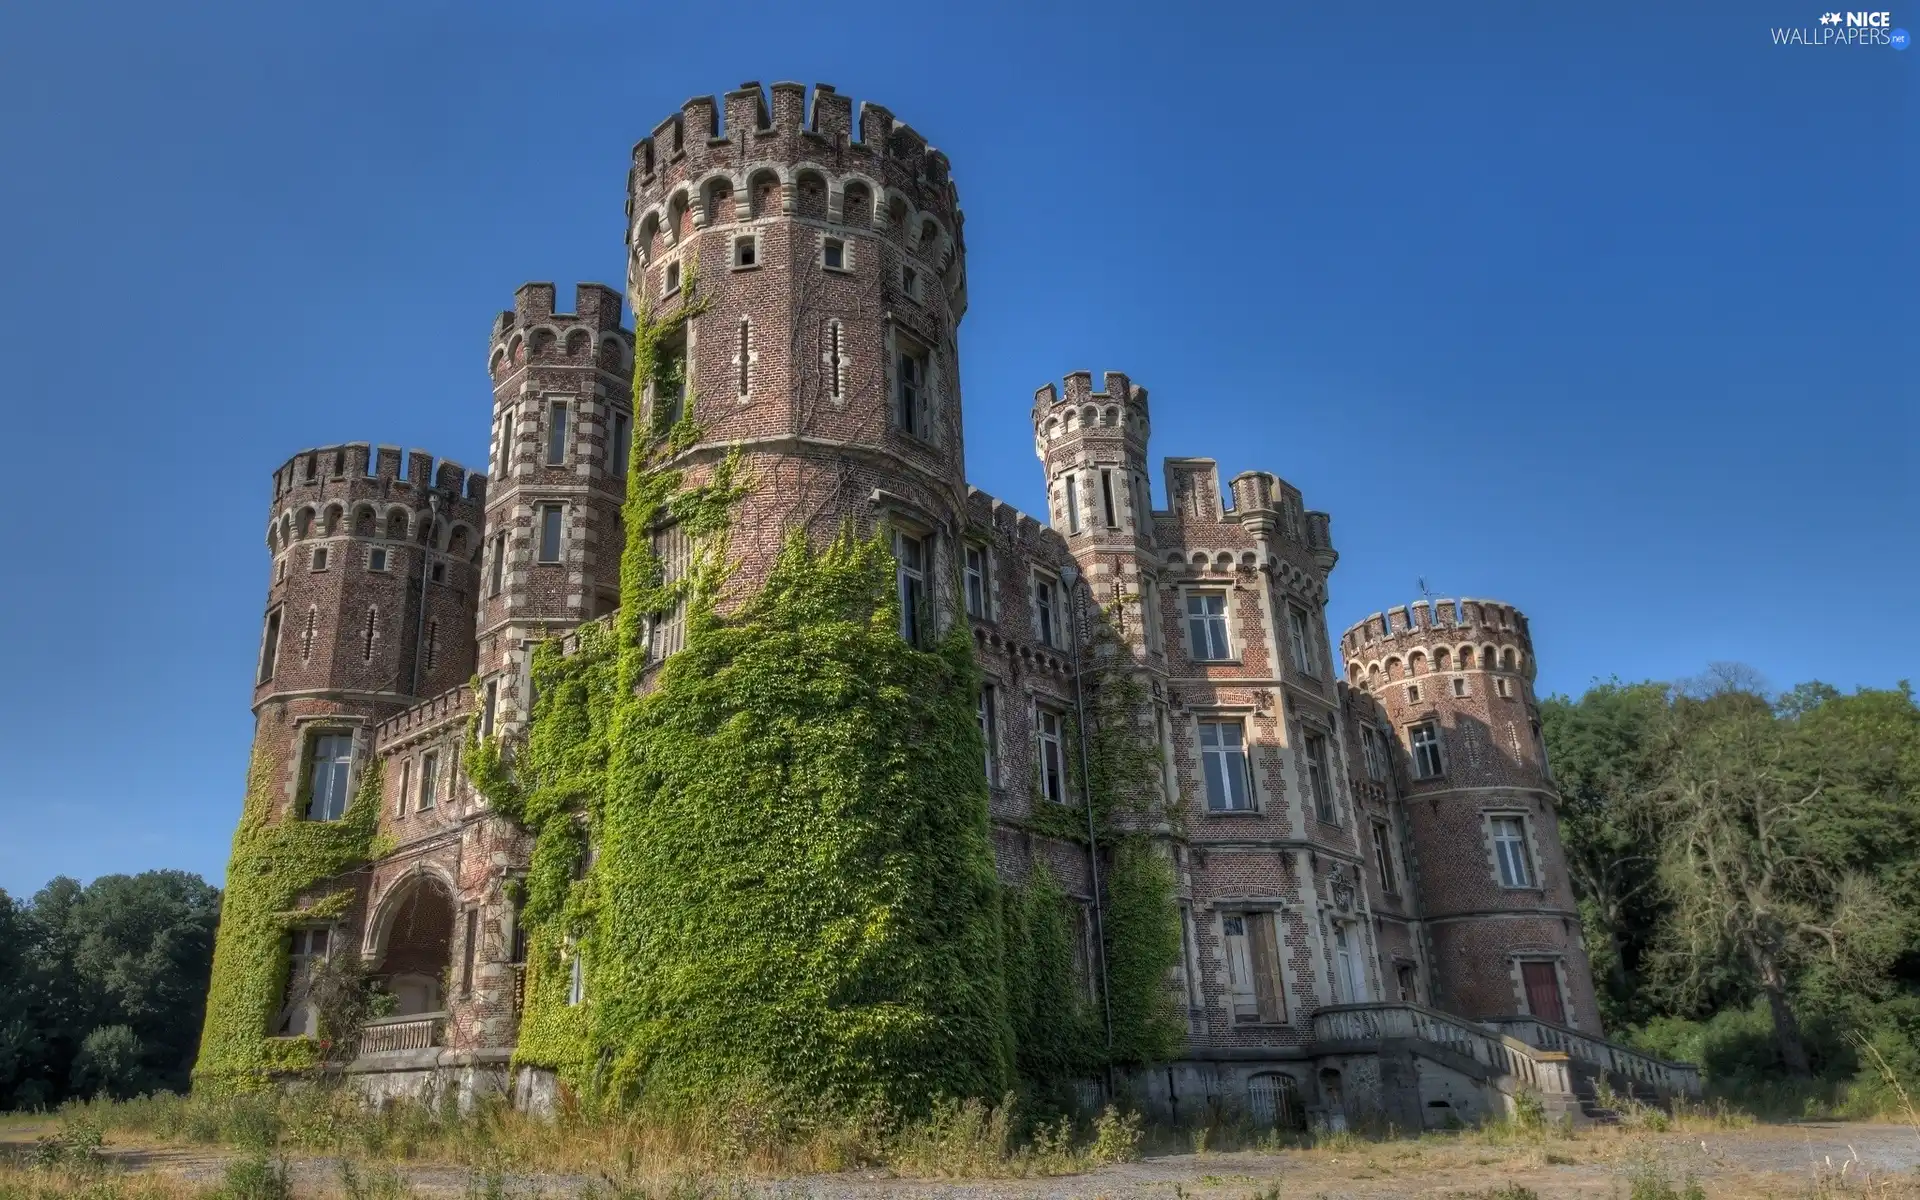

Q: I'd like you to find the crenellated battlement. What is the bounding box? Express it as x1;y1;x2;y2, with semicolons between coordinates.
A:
488;283;632;379
1030;370;1151;433
266;444;487;554
1340;599;1535;679
627;82;961;263
373;684;472;753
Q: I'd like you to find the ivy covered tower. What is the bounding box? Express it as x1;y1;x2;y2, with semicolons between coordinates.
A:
624;81;970;607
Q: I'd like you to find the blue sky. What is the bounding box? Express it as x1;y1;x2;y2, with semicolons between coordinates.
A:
0;0;1911;897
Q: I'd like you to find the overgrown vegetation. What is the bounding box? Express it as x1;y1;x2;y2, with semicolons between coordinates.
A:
1544;669;1920;1113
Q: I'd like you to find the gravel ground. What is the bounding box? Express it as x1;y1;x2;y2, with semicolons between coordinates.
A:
7;1120;1919;1197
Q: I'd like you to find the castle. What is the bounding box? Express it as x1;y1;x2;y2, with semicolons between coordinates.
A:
202;82;1697;1127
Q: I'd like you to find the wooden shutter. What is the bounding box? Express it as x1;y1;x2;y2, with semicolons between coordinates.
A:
1248;911;1285;1023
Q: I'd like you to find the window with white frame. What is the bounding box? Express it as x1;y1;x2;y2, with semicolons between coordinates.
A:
1187;591;1232;661
821;235;847;271
963;543;989;619
1406;684;1421;704
1287;604;1315;675
368;546;388;573
1361;725;1390;781
417;750;438;811
1372;819;1399;893
610;411;631;477
1409;721;1444;779
1222;912;1284;1023
654;340;687;428
1140;577;1163;653
481;679;498;737
311;547;328;572
1304;731;1335;823
276;927;330;1035
732;233;757;268
663;260;680;294
1492;815;1536;887
1497;677;1513;698
546;400;569;465
893;530;929;645
1063;472;1081;534
1037;706;1068;804
649;523;690;661
566;944;586;1006
894;337;928;438
1332;923;1369;1002
1033;573;1061;648
306;732;354;821
1453;676;1469;697
396;758;411;817
1199;719;1252;812
537;505;564;564
258;608;283;683
978;683;999;785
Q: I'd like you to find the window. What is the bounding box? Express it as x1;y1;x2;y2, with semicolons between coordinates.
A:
1492;815;1535;887
489;533;506;595
546;400;569;465
1406;684;1421;704
1360;725;1390;781
732;234;757;268
1287;605;1315;675
537;505;564;563
1199;719;1252;812
276;558;287;584
1100;469;1118;528
1304;732;1335;823
567;946;586;1006
663;260;680;294
1222;912;1284;1023
894;531;928;645
895;342;927;437
822;237;846;270
611;412;631;477
1453;677;1469;698
1372;820;1399;893
362;607;377;662
460;908;478;994
648;523;691;660
430;561;446;584
306;733;354;821
368;547;388;572
258;608;283;683
824;320;846;401
978;684;999;784
1410;722;1445;779
396;758;411;816
1140;577;1163;653
1521;960;1565;1024
735;318;753;398
276;927;330;1036
1064;472;1081;534
900;264;919;299
1333;924;1368;1002
1187;591;1232;661
311;547;328;571
1037;707;1068;805
1396;963;1419;1004
1497;677;1513;698
1033;574;1060;648
655;343;687;427
417;750;439;811
424;620;438;671
481;679;498;737
964;544;989;619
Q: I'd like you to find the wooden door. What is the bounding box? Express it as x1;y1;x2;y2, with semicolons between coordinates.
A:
1521;960;1565;1024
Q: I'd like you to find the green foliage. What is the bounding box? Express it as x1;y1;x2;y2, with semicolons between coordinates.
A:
192;755;383;1093
1100;838;1185;1066
69;1026;146;1101
999;866;1098;1087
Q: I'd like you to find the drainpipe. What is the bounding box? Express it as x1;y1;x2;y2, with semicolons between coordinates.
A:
409;491;442;697
1059;561;1115;1093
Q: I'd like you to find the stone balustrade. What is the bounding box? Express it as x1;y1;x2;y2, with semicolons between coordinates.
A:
1482;1015;1702;1098
1312;1003;1575;1099
357;1012;446;1055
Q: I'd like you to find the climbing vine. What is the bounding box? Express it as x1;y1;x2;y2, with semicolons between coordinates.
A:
193;753;384;1091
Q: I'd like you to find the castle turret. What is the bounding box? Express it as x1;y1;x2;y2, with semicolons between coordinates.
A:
251;442;484;823
478;282;633;734
1340;600;1600;1032
623;82;970;624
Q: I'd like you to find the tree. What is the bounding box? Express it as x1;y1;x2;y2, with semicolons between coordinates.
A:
1539;681;1672;1029
1647;696;1899;1076
0;891;43;1107
69;1025;147;1101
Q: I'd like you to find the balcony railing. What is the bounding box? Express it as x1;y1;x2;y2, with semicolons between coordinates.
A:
1482;1015;1702;1098
356;1011;446;1054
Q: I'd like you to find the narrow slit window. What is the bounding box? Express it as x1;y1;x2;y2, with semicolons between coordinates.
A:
362;607;377;662
258;609;283;682
489;533;506;595
538;505;563;563
301;609;316;662
546;401;568;465
736;318;752;398
963;544;989;619
978;684;999;784
826;321;845;401
1305;732;1335;823
481;679;498;736
417;750;438;811
894;531;927;645
1064;473;1081;533
425;620;438;671
611;412;631;477
1037;708;1068;804
1100;469;1118;528
461;908;478;993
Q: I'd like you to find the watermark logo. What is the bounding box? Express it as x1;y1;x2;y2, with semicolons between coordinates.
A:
1771;9;1909;44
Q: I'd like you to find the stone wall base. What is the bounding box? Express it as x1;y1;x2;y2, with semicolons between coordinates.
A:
343;1049;513;1114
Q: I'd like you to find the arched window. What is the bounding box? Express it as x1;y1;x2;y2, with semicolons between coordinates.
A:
1435;647;1451;670
1482;646;1497;670
842;183;870;228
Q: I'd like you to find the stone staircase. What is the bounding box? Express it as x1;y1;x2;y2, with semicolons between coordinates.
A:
1310;1003;1699;1127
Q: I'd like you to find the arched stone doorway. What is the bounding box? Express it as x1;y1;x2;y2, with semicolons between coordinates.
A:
367;872;456;1017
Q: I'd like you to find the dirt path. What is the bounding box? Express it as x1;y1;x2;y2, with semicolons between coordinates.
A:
6;1121;1919;1197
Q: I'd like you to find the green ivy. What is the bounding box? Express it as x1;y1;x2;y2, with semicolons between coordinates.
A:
193;754;384;1092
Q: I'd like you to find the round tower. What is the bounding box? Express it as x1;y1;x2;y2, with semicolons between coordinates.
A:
1340;599;1600;1032
252;444;485;823
623;82;969;607
479;282;633;734
1031;371;1153;551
